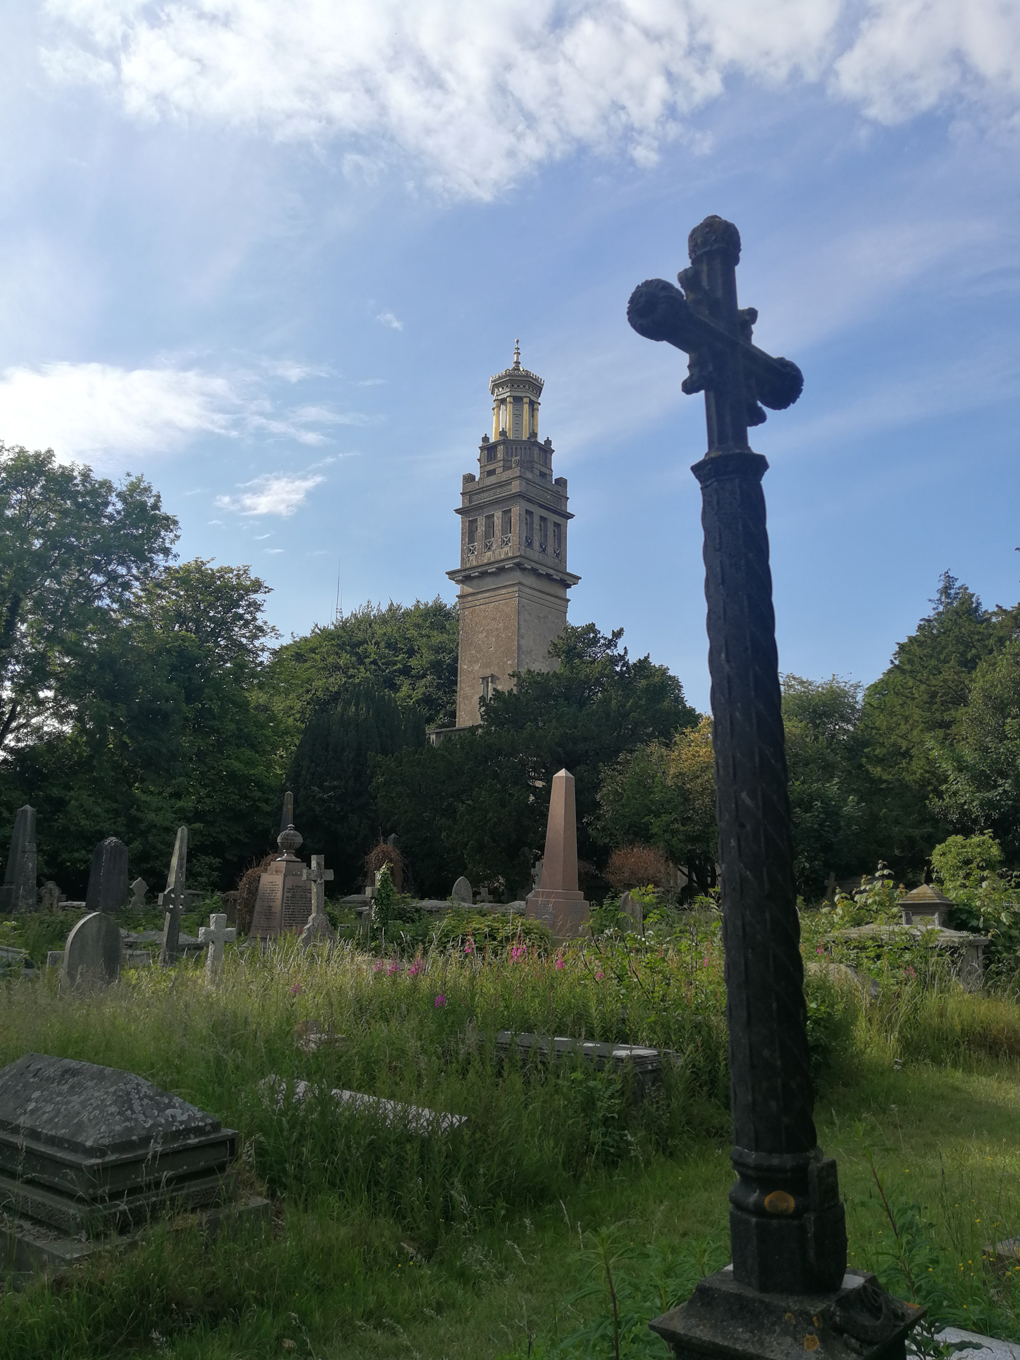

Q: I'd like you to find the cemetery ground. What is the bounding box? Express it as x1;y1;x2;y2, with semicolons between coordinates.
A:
1;913;1020;1359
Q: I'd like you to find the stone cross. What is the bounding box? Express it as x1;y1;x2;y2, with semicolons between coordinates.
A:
198;912;236;981
630;219;919;1350
158;826;188;968
85;837;129;916
1;805;37;914
129;877;148;912
299;855;335;949
39;881;64;911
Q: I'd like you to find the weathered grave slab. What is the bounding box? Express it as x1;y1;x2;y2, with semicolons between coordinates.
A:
0;1054;267;1282
263;1076;466;1134
0;946;35;976
495;1030;675;1097
61;912;121;990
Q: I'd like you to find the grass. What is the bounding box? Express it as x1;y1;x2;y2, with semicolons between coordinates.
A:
0;925;1018;1357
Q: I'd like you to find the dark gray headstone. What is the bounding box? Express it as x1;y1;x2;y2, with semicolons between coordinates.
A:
0;805;37;913
61;912;121;990
85;837;129;916
0;1052;237;1235
39;881;64;910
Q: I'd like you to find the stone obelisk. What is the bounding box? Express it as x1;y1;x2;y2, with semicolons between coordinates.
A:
524;769;589;941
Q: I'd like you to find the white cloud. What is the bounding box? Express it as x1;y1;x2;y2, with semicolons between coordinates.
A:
216;470;325;517
0;360;235;461
376;311;403;331
0;358;364;464
41;1;1020;200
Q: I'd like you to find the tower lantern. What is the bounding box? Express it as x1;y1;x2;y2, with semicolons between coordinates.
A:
446;344;580;730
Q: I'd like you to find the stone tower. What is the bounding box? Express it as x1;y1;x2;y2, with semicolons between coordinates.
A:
448;343;580;729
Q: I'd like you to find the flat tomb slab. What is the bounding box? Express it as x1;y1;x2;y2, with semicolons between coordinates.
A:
0;1054;237;1235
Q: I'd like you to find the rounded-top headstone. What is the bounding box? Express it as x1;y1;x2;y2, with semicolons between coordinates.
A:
451;876;472;904
62;912;122;990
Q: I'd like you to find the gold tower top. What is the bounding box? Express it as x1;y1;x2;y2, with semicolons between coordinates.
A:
489;341;544;440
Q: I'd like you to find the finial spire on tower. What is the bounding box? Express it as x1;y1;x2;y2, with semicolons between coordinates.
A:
513;339;521;367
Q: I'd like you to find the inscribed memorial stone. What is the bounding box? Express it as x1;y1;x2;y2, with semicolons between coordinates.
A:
61;912;121;990
85;838;129;916
249;825;313;939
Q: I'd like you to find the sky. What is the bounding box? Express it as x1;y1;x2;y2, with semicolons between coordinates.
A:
0;1;1017;712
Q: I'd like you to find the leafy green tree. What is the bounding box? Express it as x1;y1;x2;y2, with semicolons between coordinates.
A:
861;572;995;868
596;716;717;893
374;624;698;896
6;560;283;892
783;675;880;897
0;444;177;749
286;682;424;892
269;598;459;735
933;639;1020;860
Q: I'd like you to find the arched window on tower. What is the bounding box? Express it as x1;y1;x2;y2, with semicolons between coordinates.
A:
467;518;477;557
512;396;523;439
501;508;512;548
524;510;534;548
553;521;562;559
539;516;548;553
483;514;495;552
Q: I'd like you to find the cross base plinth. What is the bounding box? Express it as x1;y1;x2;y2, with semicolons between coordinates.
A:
524;889;590;941
648;1267;924;1360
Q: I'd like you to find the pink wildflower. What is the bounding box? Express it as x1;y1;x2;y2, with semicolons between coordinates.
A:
595;970;605;981
816;946;824;955
408;959;423;978
373;961;384;973
289;981;302;996
555;958;565;971
464;939;474;955
435;994;447;1008
510;944;525;962
387;961;401;976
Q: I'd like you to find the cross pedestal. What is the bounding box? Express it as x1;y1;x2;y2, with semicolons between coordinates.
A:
628;218;924;1359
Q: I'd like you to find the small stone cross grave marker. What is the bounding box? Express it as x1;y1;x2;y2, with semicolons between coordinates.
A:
299;855;335;949
198;912;236;981
129;877;148;911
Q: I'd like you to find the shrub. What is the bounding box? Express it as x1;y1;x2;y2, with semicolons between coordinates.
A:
605;844;674;890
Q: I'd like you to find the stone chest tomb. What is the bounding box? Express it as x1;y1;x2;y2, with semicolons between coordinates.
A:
0;1053;240;1246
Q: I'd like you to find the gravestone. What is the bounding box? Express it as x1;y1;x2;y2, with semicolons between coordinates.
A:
525;769;590;941
299;855;335;950
279;789;294;834
60;912;121;990
220;890;239;926
249;825;313;939
451;876;472;904
619;891;644;934
899;883;953;927
128;877;148;911
85;838;129;916
39;881;64;911
158;826;188;967
0;805;37;913
198;913;236;981
0;1053;268;1279
386;832;400;850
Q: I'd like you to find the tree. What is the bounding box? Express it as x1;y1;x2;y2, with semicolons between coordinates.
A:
268;598;459;735
861;571;994;869
286;682;424;892
0;445;177;750
596;716;717;894
374;624;698;895
6;560;283;892
782;675;879;896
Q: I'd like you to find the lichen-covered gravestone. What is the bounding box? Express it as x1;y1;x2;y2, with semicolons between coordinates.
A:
451;876;473;905
85;837;129;915
0;1053;266;1279
61;912;122;990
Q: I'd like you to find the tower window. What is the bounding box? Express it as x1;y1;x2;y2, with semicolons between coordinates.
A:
483;513;495;552
501;508;512;547
539;516;548;553
467;518;477;557
553;521;562;559
524;510;534;548
512;396;523;439
486;446;496;463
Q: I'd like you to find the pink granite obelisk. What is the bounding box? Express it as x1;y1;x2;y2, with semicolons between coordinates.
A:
525;769;590;941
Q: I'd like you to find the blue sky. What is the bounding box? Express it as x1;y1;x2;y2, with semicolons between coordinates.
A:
0;2;1017;711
